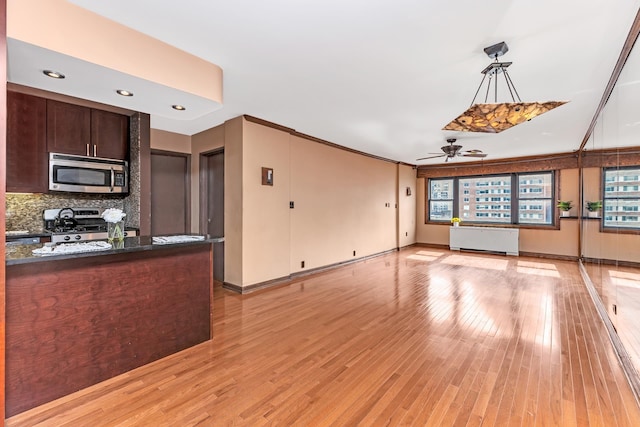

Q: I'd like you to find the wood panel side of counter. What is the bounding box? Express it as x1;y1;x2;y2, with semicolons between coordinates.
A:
6;244;213;417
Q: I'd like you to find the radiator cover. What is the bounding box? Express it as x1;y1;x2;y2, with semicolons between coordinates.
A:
449;226;519;256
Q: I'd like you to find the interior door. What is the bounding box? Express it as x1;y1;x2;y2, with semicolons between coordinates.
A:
151;151;189;235
204;151;224;282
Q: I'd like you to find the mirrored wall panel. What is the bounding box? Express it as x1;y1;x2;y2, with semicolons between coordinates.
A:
581;29;640;375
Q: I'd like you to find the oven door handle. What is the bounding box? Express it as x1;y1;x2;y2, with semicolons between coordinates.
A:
110;167;115;192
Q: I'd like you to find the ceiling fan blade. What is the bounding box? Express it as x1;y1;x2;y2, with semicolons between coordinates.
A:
461;153;488;158
416;154;446;161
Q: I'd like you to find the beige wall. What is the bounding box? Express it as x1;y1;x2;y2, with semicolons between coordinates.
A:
583;219;640;263
416;168;580;258
223;118;244;286
398;164;417;248
241;121;291;285
150;129;191;153
201;117;402;288
582;167;602;217
519;220;579;257
558;168;580;216
152;119;407;287
289;134;397;275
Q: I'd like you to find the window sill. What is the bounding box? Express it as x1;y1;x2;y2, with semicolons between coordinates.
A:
426;221;559;231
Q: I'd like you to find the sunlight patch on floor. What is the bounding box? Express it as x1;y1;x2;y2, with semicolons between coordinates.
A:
518;260;557;270
442;254;508;271
516;260;560;277
609;269;640;288
407;250;445;262
416;250;446;257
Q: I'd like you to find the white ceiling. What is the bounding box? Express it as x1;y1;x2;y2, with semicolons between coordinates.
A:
8;0;640;165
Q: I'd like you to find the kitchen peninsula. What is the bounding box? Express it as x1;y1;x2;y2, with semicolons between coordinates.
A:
5;236;220;417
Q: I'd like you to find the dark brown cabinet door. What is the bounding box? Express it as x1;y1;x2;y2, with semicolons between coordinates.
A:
7;91;48;193
47;99;91;156
151;152;189;235
91;109;129;160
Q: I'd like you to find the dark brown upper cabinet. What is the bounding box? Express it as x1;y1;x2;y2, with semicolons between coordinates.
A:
7;91;48;193
91;109;129;160
47;99;129;160
46;99;91;156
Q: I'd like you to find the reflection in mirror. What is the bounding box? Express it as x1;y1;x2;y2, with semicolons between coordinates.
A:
581;18;640;381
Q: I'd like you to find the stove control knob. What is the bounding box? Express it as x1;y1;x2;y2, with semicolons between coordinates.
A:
74;235;82;241
64;235;71;241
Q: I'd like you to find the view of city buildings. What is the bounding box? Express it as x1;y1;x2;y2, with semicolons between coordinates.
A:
429;173;553;225
429;168;640;228
604;167;640;228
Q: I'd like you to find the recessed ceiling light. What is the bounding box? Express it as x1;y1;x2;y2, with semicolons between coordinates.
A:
43;70;65;79
116;89;133;97
172;104;186;111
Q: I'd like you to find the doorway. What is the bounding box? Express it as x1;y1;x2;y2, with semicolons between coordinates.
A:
200;150;224;282
151;151;190;235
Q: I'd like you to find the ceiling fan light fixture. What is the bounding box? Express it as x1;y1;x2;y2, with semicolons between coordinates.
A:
443;42;567;133
416;138;488;162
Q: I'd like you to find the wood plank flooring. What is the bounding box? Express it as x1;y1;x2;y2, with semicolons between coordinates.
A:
7;247;640;426
584;262;640;377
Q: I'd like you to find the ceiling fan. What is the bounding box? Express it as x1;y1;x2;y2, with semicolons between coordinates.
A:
416;138;488;162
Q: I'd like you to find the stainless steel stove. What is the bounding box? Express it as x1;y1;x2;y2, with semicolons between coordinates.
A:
43;207;137;243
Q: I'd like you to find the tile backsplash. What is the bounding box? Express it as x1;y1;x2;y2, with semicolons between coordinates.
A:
6;193;126;233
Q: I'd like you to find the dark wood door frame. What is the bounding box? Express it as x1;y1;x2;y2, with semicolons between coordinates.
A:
199;148;224;234
151;149;191;233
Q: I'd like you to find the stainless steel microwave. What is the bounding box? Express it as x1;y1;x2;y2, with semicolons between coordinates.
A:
49;153;129;194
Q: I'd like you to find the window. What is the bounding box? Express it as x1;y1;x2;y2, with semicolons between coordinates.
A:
428;179;454;220
458;175;512;223
604;167;640;229
428;171;555;226
518;172;554;225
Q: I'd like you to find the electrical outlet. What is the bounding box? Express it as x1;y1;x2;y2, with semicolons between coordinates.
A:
406;232;408;236
613;304;617;315
353;250;356;256
301;261;305;268
290;201;294;209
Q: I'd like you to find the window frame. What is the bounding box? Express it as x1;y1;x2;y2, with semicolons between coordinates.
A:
426;170;556;228
427;178;457;222
602;166;640;233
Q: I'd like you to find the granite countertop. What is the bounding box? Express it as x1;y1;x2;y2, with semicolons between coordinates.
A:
6;235;224;266
5;231;50;239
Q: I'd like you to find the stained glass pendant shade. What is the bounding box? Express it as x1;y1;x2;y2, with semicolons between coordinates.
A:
443;42;567;133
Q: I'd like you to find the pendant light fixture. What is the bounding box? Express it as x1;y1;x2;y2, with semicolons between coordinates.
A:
443;41;567;133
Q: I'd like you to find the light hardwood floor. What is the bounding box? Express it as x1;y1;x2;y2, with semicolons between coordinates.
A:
7;247;640;426
585;262;640;377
